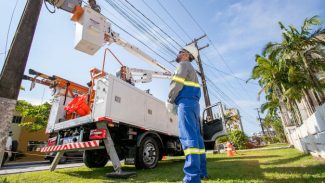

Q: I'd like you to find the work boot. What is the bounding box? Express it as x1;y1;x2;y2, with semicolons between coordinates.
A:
201;176;209;180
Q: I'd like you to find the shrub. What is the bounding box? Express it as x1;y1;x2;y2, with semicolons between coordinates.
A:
228;130;248;149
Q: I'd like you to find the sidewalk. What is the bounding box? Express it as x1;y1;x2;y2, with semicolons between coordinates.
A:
0;161;84;175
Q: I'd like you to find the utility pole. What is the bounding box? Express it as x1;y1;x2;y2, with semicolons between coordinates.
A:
256;108;265;135
0;0;43;168
187;35;213;121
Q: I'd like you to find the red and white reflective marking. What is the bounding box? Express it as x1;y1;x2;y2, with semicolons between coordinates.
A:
39;140;100;153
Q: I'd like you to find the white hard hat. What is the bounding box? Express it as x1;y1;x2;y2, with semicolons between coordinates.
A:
183;43;198;61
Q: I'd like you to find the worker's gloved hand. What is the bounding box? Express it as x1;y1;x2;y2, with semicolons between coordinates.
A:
165;101;177;115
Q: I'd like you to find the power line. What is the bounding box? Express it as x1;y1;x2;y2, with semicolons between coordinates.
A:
102;1;258;124
106;0;175;57
105;0;178;58
176;0;256;98
108;17;176;69
206;77;257;120
199;53;260;110
4;0;20;57
141;0;187;44
176;0;206;34
153;1;257;116
106;1;259;128
83;0;177;70
156;0;192;40
209;41;256;97
118;0;179;53
203;62;258;85
124;0;183;48
90;1;165;55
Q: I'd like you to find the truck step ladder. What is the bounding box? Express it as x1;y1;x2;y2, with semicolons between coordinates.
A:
48;121;136;179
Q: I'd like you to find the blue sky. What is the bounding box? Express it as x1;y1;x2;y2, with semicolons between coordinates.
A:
1;0;324;135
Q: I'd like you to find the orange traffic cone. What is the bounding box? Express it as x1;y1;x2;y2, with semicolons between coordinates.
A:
226;142;235;157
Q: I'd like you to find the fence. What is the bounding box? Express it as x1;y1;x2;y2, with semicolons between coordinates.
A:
285;104;325;158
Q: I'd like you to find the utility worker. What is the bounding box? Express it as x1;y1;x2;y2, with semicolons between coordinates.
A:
88;0;101;13
166;43;208;183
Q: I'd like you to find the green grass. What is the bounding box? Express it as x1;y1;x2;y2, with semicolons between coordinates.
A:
261;143;290;148
1;145;325;183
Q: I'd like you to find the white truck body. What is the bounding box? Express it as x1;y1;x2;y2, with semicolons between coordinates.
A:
46;74;178;137
92;74;179;136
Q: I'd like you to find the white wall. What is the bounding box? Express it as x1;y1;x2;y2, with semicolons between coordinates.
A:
286;104;325;158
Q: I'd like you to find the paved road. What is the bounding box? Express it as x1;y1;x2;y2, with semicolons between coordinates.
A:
0;161;84;175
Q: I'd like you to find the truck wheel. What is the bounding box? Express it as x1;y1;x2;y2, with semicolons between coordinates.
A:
135;136;159;169
83;149;109;168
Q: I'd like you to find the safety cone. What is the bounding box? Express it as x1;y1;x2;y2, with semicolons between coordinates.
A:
226;142;235;157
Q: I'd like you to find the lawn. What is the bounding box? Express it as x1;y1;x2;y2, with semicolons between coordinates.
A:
1;144;325;183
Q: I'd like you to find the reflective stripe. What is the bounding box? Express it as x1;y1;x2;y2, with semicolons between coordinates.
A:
172;76;185;83
172;76;200;88
184;81;200;87
184;148;206;156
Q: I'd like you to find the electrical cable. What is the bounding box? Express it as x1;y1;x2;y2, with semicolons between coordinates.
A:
107;17;176;69
103;0;260;128
106;0;177;58
156;0;192;40
125;0;183;48
118;0;179;55
176;0;206;34
4;0;20;57
99;1;260;128
142;0;187;44
205;75;257;119
86;0;177;69
203;62;258;85
176;0;256;98
44;0;57;14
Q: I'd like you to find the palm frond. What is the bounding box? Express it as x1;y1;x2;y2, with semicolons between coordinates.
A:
302;15;322;33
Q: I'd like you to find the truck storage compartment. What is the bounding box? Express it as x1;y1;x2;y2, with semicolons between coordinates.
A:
92;75;178;136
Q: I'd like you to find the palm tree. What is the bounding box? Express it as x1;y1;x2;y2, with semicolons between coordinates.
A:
250;16;325;130
250;55;298;126
263;16;325;110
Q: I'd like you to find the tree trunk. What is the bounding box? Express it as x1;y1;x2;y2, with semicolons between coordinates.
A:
275;87;293;126
277;108;292;144
288;102;300;126
300;51;325;104
301;92;314;116
303;89;316;113
292;101;304;125
312;89;323;106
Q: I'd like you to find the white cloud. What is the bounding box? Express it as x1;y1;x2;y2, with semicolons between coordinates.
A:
211;0;324;55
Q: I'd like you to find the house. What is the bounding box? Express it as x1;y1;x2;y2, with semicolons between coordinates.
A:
10;114;48;162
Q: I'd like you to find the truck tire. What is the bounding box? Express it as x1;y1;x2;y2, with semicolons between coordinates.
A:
135;136;159;169
83;149;109;168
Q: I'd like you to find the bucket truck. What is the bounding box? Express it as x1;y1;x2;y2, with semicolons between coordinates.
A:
26;1;227;178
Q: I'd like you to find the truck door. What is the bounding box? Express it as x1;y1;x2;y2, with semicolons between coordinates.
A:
201;103;227;149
